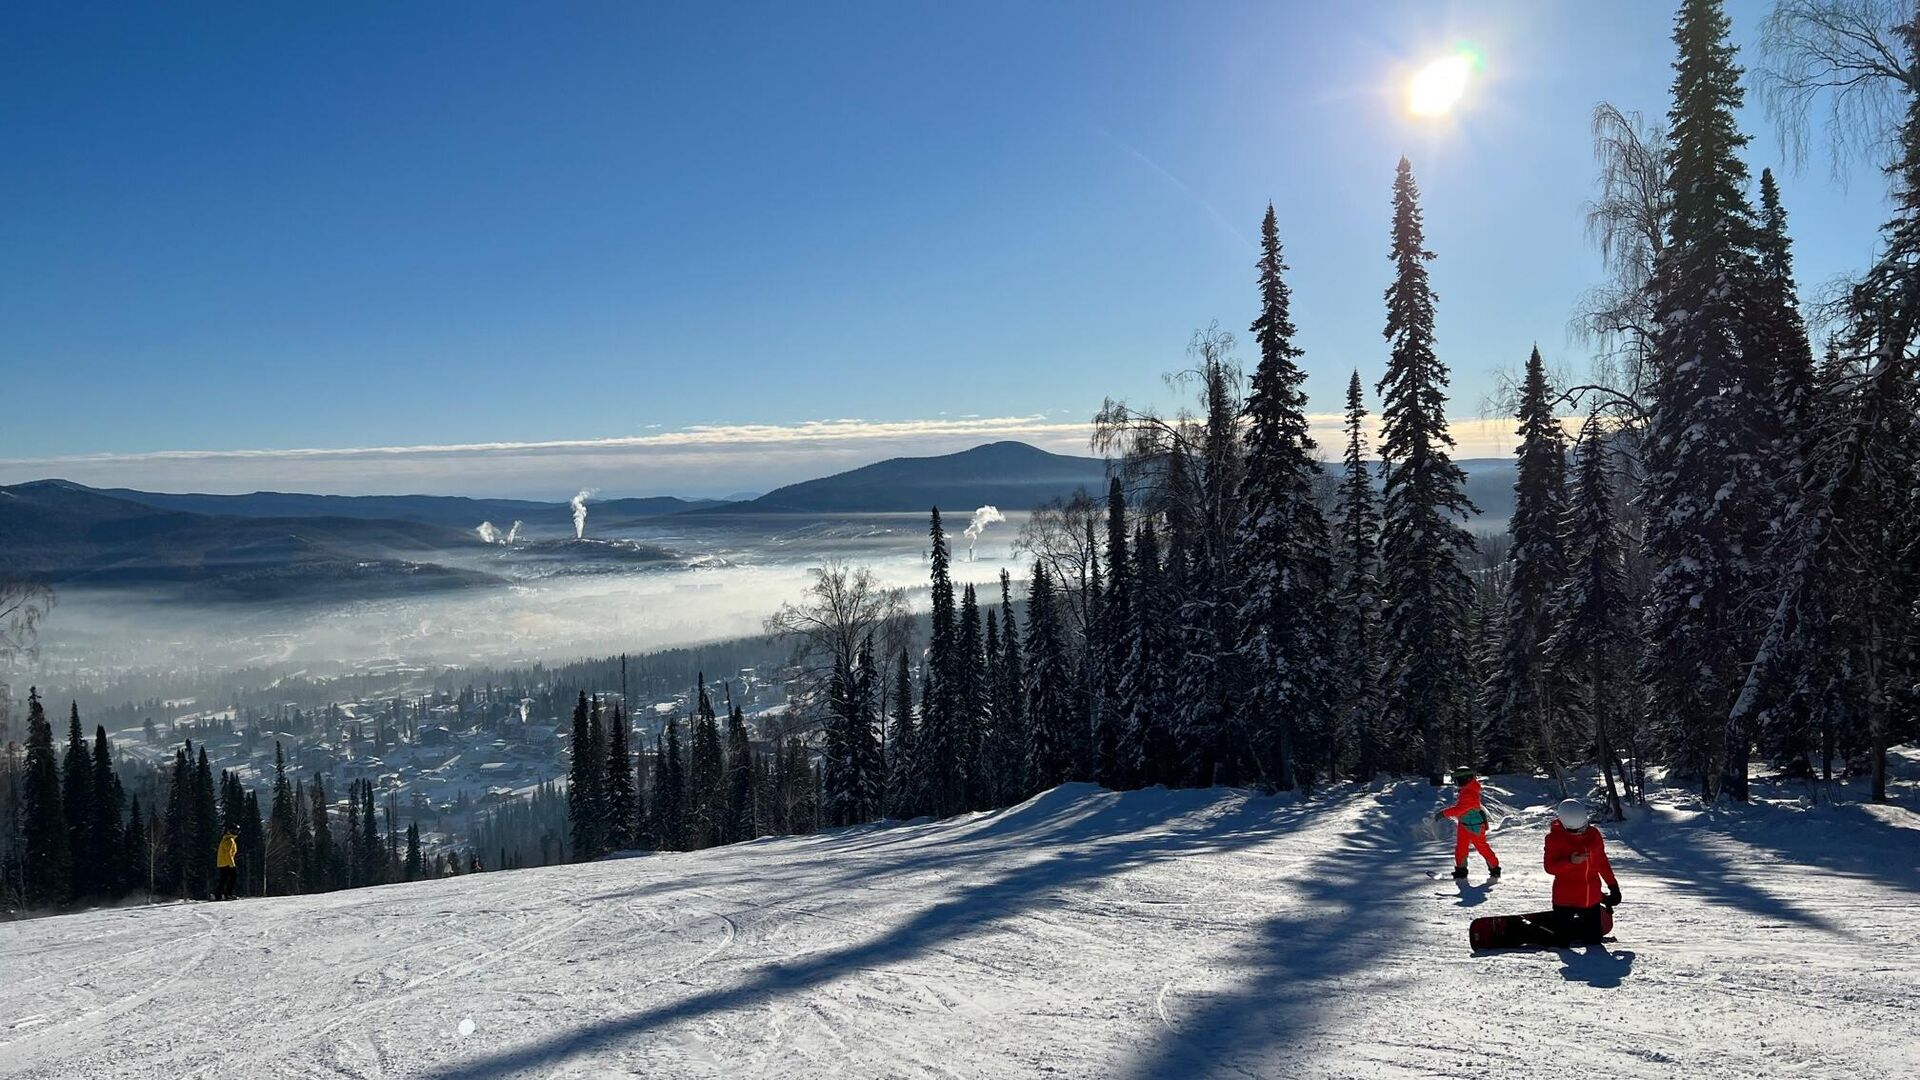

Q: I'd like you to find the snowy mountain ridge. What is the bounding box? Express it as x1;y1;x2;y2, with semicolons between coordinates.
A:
1;764;1914;1079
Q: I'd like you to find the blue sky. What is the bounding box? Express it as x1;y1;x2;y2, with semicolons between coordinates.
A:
0;2;1890;497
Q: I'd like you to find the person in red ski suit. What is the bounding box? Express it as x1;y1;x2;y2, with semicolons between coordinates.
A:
1434;768;1500;879
1545;799;1622;944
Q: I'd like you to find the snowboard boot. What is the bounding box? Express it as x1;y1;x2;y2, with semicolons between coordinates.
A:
1451;864;1468;880
1488;864;1502;880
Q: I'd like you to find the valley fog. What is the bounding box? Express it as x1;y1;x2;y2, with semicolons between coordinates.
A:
30;512;1031;694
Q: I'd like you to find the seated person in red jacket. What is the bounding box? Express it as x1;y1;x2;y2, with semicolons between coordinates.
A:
1545;798;1622;944
1434;768;1500;880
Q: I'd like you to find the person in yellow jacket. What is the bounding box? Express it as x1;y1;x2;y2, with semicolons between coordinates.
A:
215;828;239;901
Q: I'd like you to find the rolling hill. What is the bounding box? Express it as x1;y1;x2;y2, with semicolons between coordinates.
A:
0;480;498;600
738;441;1112;513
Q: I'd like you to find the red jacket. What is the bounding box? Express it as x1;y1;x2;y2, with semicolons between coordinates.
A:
1544;820;1618;908
1440;778;1488;831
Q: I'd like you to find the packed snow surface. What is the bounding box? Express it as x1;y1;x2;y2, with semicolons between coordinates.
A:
1;773;1915;1079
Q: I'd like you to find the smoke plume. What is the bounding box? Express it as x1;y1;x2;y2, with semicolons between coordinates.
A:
570;490;592;540
963;505;1005;560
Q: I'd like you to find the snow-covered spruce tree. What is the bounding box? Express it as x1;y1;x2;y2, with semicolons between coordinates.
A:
647;723;678;850
989;571;1027;805
1546;414;1638;819
87;725;122;899
822;653;856;827
404;823;421;882
1376;157;1478;784
851;635;883;821
886;647;920;817
688;679;724;848
358;780;383;883
308;773;333;893
566;691;599;859
724;701;757;843
1731;9;1920;803
1756;168;1816;477
957;583;989;808
1024;561;1076;792
191;746;216;896
924;509;963;816
1484;346;1570;777
19;690;68;908
1640;0;1769;800
1096;478;1131;789
1334;371;1384;780
1083;519;1107;786
265;743;298;895
60;703;91;900
604;703;637;850
1120;520;1178;787
1234;203;1334;791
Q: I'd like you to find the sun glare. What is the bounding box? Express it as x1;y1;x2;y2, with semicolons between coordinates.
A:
1408;54;1472;117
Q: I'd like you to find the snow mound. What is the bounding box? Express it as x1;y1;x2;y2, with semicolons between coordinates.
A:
0;774;1913;1079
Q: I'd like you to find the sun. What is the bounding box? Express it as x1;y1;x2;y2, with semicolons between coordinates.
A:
1408;54;1472;117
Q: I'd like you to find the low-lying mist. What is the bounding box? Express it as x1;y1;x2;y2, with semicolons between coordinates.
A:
26;513;1028;699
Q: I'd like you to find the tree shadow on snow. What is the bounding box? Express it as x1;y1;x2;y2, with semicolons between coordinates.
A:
1557;945;1635;988
1683;800;1920;899
1119;804;1426;1079
1617;809;1842;935
417;785;1328;1080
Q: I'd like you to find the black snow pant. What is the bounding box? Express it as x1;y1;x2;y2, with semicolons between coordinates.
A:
217;866;238;900
1553;905;1606;945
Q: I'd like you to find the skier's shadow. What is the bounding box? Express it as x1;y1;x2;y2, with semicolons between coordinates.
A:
1556;945;1635;988
1451;880;1492;907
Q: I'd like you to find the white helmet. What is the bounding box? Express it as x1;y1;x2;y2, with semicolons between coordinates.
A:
1556;799;1590;831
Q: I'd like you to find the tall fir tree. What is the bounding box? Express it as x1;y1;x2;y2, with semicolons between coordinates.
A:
307;775;333;893
604;703;637;850
60;703;92;899
1236;203;1335;790
20;690;69;908
566;691;600;859
924;509;963;816
88;725;123;898
404;822;422;882
956;583;988;807
653;719;687;850
191;747;216;899
123;797;149;896
162;745;189;896
1376;157;1478;784
688;678;724;848
265;743;299;896
1640;0;1768;799
1546;413;1637;819
887;648;921;818
723;701;756;843
1024;561;1075;792
1119;521;1177;787
1485;346;1571;776
1097;478;1130;788
1335;371;1384;780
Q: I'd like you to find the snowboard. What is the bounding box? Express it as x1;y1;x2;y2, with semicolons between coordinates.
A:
1469;907;1613;950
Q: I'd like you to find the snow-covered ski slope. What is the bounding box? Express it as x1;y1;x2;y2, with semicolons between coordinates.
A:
2;762;1916;1080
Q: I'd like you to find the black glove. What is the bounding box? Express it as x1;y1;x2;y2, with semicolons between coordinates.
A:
1604;884;1623;908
